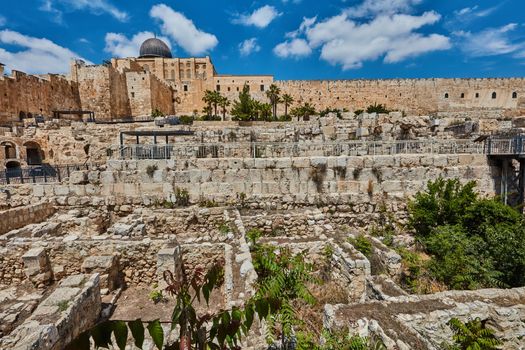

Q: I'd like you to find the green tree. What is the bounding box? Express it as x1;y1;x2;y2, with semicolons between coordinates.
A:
202;90;215;117
445;318;502;350
231;84;254;121
282;94;294;118
408;178;478;238
266;84;281;119
366;103;390;114
290;102;316;120
258;102;272;121
218;96;230;121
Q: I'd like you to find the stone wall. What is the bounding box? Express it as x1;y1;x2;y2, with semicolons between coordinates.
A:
0;70;81;125
277;78;525;116
0;202;55;235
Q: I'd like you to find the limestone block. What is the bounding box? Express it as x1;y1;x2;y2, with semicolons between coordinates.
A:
311;157;328;167
433;155;448;167
54;185;70;196
373;156;395;168
100;171;115;184
356;127;369;138
157;247;182;290
81;256;120;291
22;248;53;286
69;171;87;185
292;157;310;168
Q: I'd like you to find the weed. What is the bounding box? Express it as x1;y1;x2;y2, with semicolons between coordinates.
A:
175;187;190;206
146;164;158;178
352;167;362;180
218;222;231;235
57;300;69;312
348;235;374;258
149;289;164;304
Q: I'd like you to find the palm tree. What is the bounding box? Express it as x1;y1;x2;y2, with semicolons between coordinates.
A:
282;94;294;118
218;96;230;121
202;90;214;117
266;84;281;119
259;103;272;121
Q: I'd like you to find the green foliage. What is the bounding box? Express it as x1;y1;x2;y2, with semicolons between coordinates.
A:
366;103;390;114
57;300;69;312
218;222;231;235
445;318;502;350
296;329;386;350
348;235;373;258
151;108;164;118
175;187;190;206
202;90;222;117
146;164;158;178
407;177;525;290
178;115;194;125
266;84;281;119
246;228;262;245
282;93;294;117
290;102;316;119
354;109;364;116
231;84;255;121
320;108;343;119
408;178;477;238
148;289;164;304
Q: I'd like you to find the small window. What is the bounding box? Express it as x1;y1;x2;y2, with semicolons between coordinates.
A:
236;87;239;92
492;92;497;99
444;93;449;99
216;85;220;91
460;93;465;98
260;85;265;92
475;93;479;98
184;85;188;92
228;87;231;92
131;92;135;98
513;92;518;99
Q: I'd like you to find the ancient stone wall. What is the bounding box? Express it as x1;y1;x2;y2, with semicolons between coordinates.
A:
276;78;525;115
0;202;55;235
0;71;81;125
150;74;175;116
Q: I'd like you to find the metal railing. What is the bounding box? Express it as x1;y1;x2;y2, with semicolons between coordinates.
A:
108;139;488;160
485;137;525;155
0;163;100;185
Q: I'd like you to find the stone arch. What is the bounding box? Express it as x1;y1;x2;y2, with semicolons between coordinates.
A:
0;141;18;160
18;111;26;121
492;92;497;99
5;160;21;177
444;93;449;99
23;141;44;165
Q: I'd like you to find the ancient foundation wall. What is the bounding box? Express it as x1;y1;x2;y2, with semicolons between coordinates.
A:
150;74;175;116
0;71;81;125
276;78;525;115
0;202;55;235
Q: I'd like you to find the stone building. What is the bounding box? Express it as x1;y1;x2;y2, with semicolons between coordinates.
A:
1;37;525;124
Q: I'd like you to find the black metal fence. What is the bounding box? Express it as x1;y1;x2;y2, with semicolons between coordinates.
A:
0;163;99;185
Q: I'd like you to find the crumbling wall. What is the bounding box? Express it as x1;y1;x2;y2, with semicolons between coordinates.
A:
0;202;55;235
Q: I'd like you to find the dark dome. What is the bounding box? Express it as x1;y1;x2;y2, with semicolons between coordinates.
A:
139;38;172;58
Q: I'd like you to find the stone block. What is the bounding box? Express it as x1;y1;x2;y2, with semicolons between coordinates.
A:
69;171;87;185
157;247;182;290
22;247;53;285
81;256;120;291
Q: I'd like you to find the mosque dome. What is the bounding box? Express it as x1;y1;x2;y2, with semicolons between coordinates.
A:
139;38;172;58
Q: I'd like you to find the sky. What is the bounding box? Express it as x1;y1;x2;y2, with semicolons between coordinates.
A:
0;0;525;80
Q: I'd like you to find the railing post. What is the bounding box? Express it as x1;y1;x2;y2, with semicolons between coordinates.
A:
56;165;61;182
5;170;9;185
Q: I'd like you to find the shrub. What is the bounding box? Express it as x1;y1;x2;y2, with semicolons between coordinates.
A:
218;222;231;235
149;289;164;304
366;103;390;114
175;187;190;206
349;235;373;258
445;317;502;350
146;164;158;178
354;109;364;116
151;108;164;118
178;115;193;125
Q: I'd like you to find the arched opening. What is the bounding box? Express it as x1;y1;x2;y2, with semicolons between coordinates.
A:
18;111;26;121
460;93;465;99
444;93;449;99
24;141;44;165
186;69;191;79
513;92;518;99
0;141;17;160
5;160;21;178
492;92;497;99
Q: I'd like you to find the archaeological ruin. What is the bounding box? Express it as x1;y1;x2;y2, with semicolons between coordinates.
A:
1;37;525;349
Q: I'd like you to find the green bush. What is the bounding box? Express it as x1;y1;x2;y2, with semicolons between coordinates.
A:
349;235;373;258
178;115;193;125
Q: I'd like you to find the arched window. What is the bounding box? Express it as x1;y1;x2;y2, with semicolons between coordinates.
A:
492;92;497;99
180;70;185;79
24;141;43;165
513;92;518;99
444;93;449;99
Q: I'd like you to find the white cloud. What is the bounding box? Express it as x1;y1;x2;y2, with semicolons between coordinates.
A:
345;0;422;18
0;29;91;74
286;16;317;38
454;24;523;57
40;0;128;22
150;4;218;56
39;0;64;24
273;38;312;59
239;38;261;56
233;5;282;29
454;5;497;19
105;31;171;58
275;10;450;70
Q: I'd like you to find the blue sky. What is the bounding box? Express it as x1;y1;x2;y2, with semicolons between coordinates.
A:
0;0;524;79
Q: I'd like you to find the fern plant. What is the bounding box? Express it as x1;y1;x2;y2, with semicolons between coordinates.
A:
445;317;502;350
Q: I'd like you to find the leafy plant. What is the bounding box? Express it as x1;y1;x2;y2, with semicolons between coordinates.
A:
151;108;164;118
175;187;190;206
218;222;231;235
146;164;158;178
366;103;390;114
178;115;194;125
445;318;502;350
149;289;164;304
348;235;373;258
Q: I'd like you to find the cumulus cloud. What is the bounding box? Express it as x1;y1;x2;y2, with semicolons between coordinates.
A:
273;38;312;59
0;29;91;74
233;5;282;28
239;38;261;56
40;0;128;22
286;16;317;39
345;0;422;18
454;24;524;57
150;4;218;56
105;31;171;58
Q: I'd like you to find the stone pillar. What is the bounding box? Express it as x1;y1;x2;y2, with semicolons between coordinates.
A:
157;246;182;290
22;247;53;287
81;255;120;293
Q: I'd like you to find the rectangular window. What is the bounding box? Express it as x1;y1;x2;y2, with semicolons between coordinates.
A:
184;85;188;92
228;87;231;92
260;85;265;92
131;92;135;98
216;85;221;91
